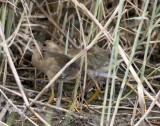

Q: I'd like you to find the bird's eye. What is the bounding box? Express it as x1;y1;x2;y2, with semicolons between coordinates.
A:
43;43;47;46
30;44;35;49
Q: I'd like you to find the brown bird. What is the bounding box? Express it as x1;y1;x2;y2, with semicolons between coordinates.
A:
42;40;110;77
41;40;113;103
31;42;79;106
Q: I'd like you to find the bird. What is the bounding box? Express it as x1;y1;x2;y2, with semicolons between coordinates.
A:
42;40;110;72
41;40;113;103
31;42;79;106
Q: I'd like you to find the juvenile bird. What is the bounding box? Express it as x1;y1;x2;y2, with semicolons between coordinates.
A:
41;40;113;104
42;40;110;78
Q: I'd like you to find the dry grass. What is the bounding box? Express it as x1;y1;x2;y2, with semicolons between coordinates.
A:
0;0;160;126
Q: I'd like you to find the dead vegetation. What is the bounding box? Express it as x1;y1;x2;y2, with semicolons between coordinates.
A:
0;0;160;126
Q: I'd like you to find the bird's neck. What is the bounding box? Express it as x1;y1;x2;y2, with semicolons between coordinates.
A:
32;51;44;71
